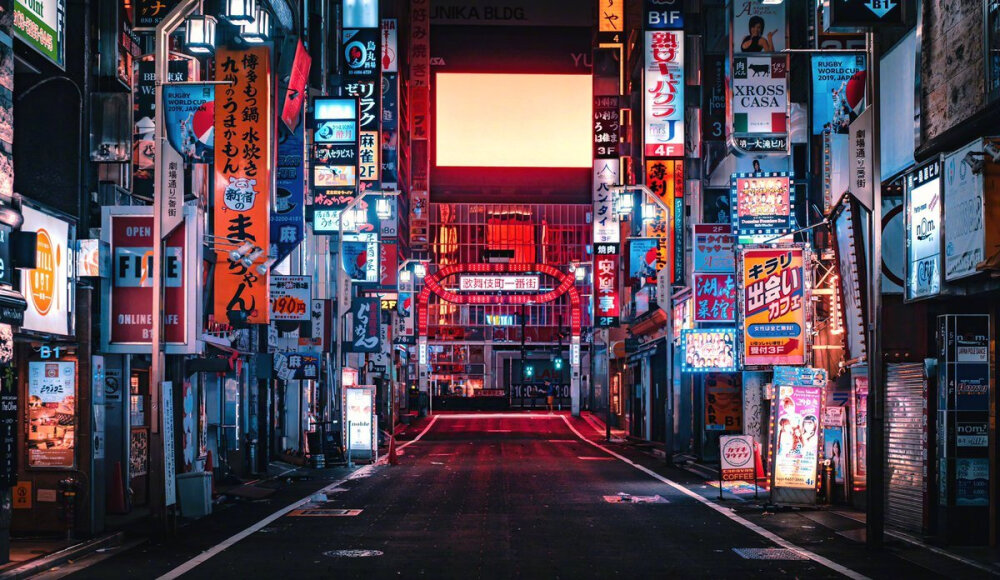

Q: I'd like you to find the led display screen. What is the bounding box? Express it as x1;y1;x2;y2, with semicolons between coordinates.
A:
435;73;592;168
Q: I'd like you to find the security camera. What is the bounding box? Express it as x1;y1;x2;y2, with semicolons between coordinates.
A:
963;151;985;175
983;141;1000;163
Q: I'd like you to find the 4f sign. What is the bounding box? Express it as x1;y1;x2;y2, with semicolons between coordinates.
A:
828;0;904;29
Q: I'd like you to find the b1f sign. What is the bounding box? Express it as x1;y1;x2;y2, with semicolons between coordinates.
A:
644;30;684;157
644;0;683;29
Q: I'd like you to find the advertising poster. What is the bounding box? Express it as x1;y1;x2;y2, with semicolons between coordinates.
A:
773;384;822;490
594;243;620;327
163;83;214;163
730;173;792;242
593;159;620;244
943;140;986;281
628;238;659;285
20;205;72;336
731;56;787;136
269;276;311;322
0;371;17;485
693;224;735;273
342;233;378;282
27;361;76;468
705;373;742;431
672;295;693;341
733;0;785;53
823;428;846;483
344;386;376;457
905;161;941;301
644;30;684;157
852;375;868;483
680;328;737;373
645;159;684;283
107;212;187;345
133;60;189;198
348;298;381;353
214;47;272;324
272;125;305;265
693;273;737;323
739;246;807;367
955;458;990;506
720;435;755;481
810;54;866;134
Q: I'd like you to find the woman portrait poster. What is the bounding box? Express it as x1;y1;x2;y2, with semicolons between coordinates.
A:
733;1;785;54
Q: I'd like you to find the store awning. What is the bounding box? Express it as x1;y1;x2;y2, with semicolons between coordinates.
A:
0;288;27;326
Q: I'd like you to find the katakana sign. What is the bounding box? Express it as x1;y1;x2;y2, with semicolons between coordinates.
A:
739;246;809;367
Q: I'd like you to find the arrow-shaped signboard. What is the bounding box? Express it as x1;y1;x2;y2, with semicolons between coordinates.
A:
828;0;905;30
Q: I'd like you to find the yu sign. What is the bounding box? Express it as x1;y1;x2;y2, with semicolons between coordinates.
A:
348;297;380;353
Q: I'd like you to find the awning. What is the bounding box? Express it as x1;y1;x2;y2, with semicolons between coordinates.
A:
0;288;27;326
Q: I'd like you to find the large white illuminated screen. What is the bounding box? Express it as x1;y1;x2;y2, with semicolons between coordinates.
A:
435;73;593;168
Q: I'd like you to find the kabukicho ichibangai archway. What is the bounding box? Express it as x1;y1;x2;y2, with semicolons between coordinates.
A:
416;262;584;415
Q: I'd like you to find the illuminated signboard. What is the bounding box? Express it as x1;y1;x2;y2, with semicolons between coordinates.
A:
738;245;809;367
269;275;311;321
14;0;65;67
693;273;737;323
904;160;941;301
595;243;620;327
458;275;540;292
644;30;684;157
730;172;793;243
680;328;738;373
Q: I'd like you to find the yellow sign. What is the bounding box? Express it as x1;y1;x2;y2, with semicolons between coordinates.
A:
740;246;807;366
598;0;624;33
13;481;31;509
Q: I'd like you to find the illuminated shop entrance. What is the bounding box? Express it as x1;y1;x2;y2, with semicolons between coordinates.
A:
416;263;583;414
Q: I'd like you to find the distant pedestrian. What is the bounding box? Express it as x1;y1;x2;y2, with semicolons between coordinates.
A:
545;380;556;412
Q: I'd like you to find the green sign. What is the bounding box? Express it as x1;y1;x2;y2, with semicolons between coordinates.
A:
13;0;64;67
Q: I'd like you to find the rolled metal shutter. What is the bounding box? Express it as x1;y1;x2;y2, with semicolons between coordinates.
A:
884;362;927;534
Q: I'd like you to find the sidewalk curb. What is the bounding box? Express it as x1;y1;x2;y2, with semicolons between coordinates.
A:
0;532;123;580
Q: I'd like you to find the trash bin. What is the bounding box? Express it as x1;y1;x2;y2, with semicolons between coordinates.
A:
177;471;213;519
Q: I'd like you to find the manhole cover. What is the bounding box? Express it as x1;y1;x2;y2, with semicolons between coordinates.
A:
732;548;808;561
289;508;363;517
602;494;668;504
324;550;383;558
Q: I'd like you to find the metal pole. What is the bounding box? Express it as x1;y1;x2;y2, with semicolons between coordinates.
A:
605;330;611;442
865;30;885;551
151;0;199;524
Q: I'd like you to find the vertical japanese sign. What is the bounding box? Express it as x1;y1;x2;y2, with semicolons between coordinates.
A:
359;130;379;185
702;54;726;142
730;56;787;151
213;47;272;324
693;224;735;273
348;297;381;353
594;243;620;327
272;124;305;264
381;19;399;190
645;159;684;283
644;29;684;157
693;273;737;323
593;96;619;159
134;61;188;199
592;159;620;244
27;361;76;468
0;370;16;485
730;172;792;243
739;246;808;367
904;161;941;301
597;0;624;43
343;27;379;195
409;0;430;252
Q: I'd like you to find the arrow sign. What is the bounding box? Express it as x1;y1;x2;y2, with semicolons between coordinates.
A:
865;0;896;18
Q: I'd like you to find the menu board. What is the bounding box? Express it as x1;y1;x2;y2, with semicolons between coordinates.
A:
27;361;76;468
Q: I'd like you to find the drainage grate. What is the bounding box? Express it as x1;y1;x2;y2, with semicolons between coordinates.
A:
288;508;363;517
732;548;808;561
324;550;383;558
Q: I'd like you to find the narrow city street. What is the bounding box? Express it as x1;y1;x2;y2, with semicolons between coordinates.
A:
53;413;989;579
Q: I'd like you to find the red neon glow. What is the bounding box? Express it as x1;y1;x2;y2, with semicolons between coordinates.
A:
435;73;593;168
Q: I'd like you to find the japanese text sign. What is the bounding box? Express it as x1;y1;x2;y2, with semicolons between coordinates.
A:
694;273;737;323
459;276;540;292
593;159;620;244
739;246;808;367
348;297;381;353
644;30;684;157
593;96;620;159
213;47;272;324
269;276;311;321
720;435;756;481
272;125;306;265
904;161;941;301
731;172;792;243
693;224;735;272
645;159;684;283
594;243;620;327
773;384;823;490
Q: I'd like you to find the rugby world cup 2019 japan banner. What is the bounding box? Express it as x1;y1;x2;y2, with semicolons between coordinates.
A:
739;246;808;367
214;47;271;324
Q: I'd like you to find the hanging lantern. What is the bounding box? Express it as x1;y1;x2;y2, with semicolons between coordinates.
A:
184;14;217;55
222;0;256;24
240;6;270;43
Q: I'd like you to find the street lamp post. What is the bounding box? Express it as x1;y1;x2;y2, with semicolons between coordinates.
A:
334;190;399;450
395;259;425;424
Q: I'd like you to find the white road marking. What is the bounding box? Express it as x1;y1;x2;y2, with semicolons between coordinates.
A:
157;415;441;579
558;415;870;580
577;456;615;461
396;415;439;451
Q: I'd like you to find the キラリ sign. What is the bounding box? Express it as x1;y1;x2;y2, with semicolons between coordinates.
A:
739;246;809;367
